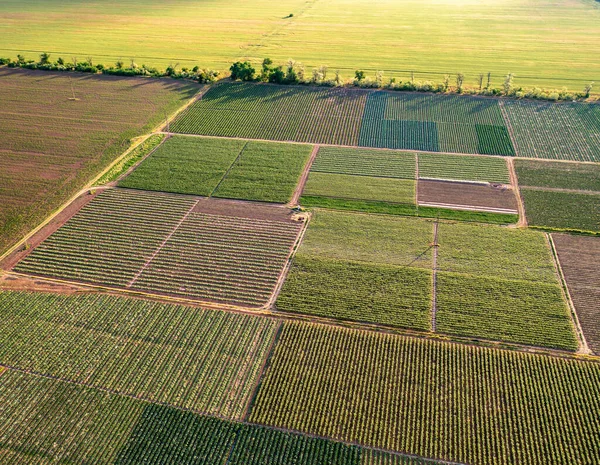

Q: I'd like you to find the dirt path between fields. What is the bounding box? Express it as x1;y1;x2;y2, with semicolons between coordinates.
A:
499;100;520;157
507;158;527;227
519;185;600;195
289;145;320;206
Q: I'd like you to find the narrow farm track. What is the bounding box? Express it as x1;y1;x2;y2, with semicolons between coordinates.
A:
498;100;520;157
518;185;600;195
507;158;528;227
210;141;249;197
289;145;320;206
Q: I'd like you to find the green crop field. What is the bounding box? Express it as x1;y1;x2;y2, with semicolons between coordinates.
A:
15;188;301;306
0;369;435;464
249;321;600;465
0;291;279;419
417;153;510;184
521;189;600;233
2;0;600;89
120;136;312;203
515;159;600;191
503;101;600;162
0;68;198;255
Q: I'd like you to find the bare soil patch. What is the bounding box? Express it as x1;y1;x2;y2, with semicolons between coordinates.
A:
552;234;600;354
193;196;300;223
418;179;518;212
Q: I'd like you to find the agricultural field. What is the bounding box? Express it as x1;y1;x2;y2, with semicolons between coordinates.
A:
13;189;302;306
515;159;600;191
119;135;312;203
0;369;434;464
3;0;600;89
250;321;600;465
503;101;600;162
417;153;510;184
0;291;279;419
277;211;433;329
0;68;198;255
552;234;600;354
171;82;367;146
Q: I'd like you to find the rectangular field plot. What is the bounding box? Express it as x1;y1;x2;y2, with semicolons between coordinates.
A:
14;189;302;306
503;101;600;162
249;322;600;465
521;189;600;232
276;211;433;329
310;146;415;178
417;153;510;184
552;234;600;354
417;180;518;214
0;291;279;419
170;82;367;146
436;272;577;350
120;136;312;203
515;159;600;191
359;92;514;155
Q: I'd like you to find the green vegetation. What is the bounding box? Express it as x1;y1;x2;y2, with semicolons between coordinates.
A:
250;322;600;465
2;0;600;89
171;82;366;146
301;196;419;216
521;189;600;233
0;68;198;255
277;255;432;329
311;147;415;179
418;153;510;184
437;222;558;283
515;159;600;191
120;136;312;203
303;173;415;205
212;141;312;202
94;134;166;186
436;272;578;350
16;189;301;306
416;206;518;225
504;101;600;162
0;291;279;419
119;136;245;196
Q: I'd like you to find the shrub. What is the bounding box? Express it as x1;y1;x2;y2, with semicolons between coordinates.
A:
230;61;255;81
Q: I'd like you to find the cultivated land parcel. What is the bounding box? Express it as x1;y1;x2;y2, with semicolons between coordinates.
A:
1;0;600;88
1;62;600;465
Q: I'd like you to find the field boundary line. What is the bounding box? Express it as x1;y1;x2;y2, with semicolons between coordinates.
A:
111;133;170;184
160;131;600;164
519;185;600;196
506;158;527;227
210;141;249;197
289;144;320;206
414;153;419;207
4;270;598;362
547;234;591;355
126;199;201;288
431;220;439;332
0;364;466;465
156;83;212;133
498;100;520;157
417;202;518;215
263;212;312;310
241;321;284;422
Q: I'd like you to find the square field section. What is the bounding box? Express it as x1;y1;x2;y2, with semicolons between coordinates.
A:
14;189;303;307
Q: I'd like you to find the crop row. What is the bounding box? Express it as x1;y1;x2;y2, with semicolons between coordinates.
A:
417;152;510;184
0;369;432;464
250;321;600;465
170;82;367;146
0;291;279;419
503;101;600;161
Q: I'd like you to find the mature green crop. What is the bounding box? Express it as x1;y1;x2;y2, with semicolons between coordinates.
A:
417;152;510;184
250;321;600;465
515;159;600;191
0;291;279;418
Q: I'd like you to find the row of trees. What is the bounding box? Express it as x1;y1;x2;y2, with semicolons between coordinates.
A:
230;59;595;101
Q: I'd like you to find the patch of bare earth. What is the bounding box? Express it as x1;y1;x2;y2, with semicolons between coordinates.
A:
192;196;299;223
418;179;518;213
552;234;600;354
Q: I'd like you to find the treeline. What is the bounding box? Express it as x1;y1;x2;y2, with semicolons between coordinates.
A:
0;53;595;101
0;53;220;83
231;59;595;102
